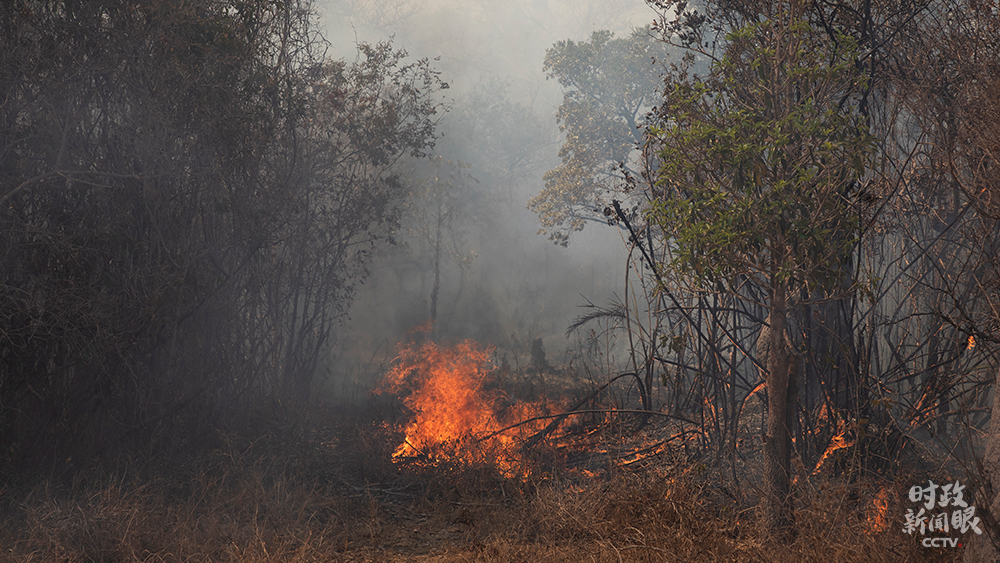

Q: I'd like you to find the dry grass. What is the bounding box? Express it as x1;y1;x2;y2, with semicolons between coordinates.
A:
0;405;965;562
2;458;358;561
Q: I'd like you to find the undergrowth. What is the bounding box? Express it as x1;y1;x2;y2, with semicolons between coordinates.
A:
0;403;962;562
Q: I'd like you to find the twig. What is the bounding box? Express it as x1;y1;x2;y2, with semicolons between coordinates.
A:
516;371;644;450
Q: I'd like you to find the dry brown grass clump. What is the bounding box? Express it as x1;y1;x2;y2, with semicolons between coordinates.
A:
461;468;951;563
1;455;370;562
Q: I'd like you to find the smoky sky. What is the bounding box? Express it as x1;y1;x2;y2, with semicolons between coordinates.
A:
317;0;653;104
314;0;660;399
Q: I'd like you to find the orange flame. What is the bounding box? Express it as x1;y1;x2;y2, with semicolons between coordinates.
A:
377;325;551;475
811;418;855;477
867;486;891;534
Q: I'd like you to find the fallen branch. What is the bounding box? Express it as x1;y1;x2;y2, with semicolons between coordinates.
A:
520;371;644;451
474;403;702;452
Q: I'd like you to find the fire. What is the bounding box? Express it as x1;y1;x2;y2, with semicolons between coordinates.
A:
810;417;855;478
867;486;891;534
377;324;552;475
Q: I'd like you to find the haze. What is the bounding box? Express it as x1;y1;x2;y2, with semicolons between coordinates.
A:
316;0;657;399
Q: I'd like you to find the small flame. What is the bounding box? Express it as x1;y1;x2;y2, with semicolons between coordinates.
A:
968;335;976;351
811;419;855;477
867;486;891;534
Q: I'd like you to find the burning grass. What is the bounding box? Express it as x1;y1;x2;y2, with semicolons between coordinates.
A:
0;331;963;562
0;402;962;563
374;325;564;477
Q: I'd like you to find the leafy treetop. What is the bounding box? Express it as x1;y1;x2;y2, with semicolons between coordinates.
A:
530;28;669;246
647;16;875;296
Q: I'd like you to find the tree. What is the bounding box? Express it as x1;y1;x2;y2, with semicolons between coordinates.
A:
646;2;875;535
0;0;312;472
398;156;478;325
257;42;446;404
0;0;444;476
529;28;669;246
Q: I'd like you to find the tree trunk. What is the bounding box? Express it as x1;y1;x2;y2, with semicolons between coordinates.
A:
762;282;796;539
430;201;443;323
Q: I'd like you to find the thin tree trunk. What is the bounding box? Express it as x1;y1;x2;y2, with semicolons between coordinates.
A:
430;201;443;323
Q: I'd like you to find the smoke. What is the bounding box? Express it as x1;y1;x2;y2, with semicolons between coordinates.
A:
312;0;658;400
317;0;652;104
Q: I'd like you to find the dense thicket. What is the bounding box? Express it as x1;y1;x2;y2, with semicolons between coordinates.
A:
532;0;1000;543
0;0;444;479
646;0;1000;544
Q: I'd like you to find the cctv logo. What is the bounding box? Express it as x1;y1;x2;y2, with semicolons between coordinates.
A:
902;479;982;547
922;537;960;548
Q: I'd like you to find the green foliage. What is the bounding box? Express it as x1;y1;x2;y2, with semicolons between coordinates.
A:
529;28;669;245
647;16;875;292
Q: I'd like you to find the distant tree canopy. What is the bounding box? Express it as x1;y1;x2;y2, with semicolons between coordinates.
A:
529;28;670;246
0;0;444;477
